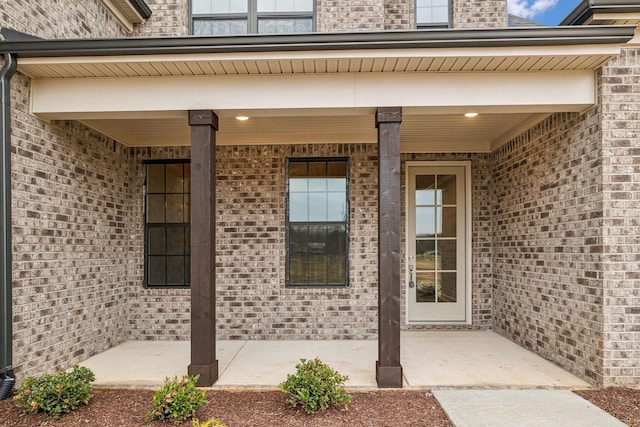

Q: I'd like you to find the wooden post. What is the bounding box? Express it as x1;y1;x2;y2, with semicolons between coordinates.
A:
188;110;218;386
375;107;403;388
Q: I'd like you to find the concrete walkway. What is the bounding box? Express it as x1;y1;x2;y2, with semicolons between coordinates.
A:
433;389;627;427
80;331;625;426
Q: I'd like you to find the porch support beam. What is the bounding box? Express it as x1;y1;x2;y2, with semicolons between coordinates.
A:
188;110;219;387
375;106;403;388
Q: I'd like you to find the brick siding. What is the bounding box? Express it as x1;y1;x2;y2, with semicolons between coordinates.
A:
600;47;640;387
132;0;189;37
452;0;507;28
492;111;606;385
11;73;133;377
0;0;128;38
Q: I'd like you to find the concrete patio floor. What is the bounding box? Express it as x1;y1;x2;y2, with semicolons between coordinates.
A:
81;331;590;389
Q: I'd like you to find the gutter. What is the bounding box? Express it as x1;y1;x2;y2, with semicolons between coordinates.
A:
561;0;640;26
0;25;636;58
0;52;16;401
130;0;152;19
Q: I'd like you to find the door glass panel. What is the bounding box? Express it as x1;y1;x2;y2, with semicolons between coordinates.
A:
438;175;457;205
416;207;436;237
439;240;456;270
440;207;456;237
416;273;436;302
416;175;436;205
439;272;457;302
416;240;436;270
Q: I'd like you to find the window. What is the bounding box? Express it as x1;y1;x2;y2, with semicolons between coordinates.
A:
192;0;315;35
144;160;191;288
286;159;349;287
416;0;450;28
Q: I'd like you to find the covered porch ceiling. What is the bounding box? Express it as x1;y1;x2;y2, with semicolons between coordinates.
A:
4;25;636;152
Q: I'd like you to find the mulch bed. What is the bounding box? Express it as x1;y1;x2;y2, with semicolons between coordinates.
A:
1;387;638;426
0;389;452;426
575;387;640;427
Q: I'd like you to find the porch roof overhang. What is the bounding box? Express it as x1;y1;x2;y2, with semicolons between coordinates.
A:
1;25;636;151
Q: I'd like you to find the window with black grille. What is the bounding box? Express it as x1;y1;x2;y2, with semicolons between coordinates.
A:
144;160;190;288
286;158;349;287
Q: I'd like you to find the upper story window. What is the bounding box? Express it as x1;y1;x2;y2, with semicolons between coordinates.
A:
416;0;450;28
192;0;315;36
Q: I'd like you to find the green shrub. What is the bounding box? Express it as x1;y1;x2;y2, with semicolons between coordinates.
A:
279;358;352;414
13;365;95;422
192;417;227;427
146;375;207;424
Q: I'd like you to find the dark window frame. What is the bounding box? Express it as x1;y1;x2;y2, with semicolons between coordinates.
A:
415;0;451;29
143;159;191;289
285;157;350;288
190;0;317;35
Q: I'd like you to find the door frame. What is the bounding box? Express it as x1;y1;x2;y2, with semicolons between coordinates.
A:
404;161;472;325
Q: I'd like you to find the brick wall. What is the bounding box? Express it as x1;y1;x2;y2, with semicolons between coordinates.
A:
127;143;380;340
133;0;189;37
491;111;606;385
3;2;132;378
452;0;507;28
600;47;640;387
11;76;133;377
317;0;385;32
384;0;413;30
1;0;128;38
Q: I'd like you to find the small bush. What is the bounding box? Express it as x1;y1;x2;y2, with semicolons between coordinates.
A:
13;365;95;422
146;375;207;424
279;357;351;414
192;417;227;427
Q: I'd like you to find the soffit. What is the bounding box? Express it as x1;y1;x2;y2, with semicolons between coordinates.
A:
79;112;533;152
16;45;622;79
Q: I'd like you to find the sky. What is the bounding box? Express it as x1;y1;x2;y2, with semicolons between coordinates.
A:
507;0;584;26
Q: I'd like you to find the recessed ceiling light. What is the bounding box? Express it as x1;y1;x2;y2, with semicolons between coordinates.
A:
464;112;478;118
235;116;250;121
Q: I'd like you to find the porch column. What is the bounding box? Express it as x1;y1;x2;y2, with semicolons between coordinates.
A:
188;110;218;386
375;106;403;388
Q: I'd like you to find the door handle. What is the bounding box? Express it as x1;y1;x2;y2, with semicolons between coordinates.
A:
408;261;415;288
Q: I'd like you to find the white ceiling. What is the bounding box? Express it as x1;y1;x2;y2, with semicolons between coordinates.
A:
80;111;539;152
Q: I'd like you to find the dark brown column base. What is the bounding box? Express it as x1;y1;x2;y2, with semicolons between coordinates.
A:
188;361;219;386
376;361;403;388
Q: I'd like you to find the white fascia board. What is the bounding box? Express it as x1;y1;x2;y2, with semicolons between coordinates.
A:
17;43;623;67
30;70;596;119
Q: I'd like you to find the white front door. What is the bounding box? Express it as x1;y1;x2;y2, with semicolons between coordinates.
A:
407;163;470;323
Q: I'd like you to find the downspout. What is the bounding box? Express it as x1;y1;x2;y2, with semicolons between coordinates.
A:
0;52;17;401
